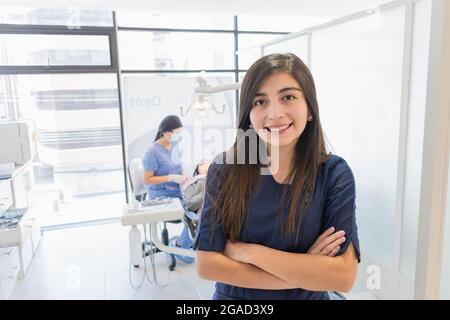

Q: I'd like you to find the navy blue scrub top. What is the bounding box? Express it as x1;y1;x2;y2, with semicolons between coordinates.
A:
194;154;361;300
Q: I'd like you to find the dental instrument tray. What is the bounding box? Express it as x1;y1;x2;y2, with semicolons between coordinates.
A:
0;163;14;180
121;197;184;226
0;209;25;230
0;208;30;246
141;197;173;207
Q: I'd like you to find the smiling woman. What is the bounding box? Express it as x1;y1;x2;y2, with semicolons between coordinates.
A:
194;53;360;300
250;72;310;147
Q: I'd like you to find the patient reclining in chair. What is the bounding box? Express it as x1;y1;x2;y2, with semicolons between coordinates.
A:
170;160;210;263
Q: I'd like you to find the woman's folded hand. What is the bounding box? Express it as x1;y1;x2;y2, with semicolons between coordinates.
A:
308;227;346;257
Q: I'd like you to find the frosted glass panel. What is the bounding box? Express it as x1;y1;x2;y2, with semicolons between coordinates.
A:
238;34;281;70
263;36;309;66
238;14;324;32
312;7;405;266
122;74;236;175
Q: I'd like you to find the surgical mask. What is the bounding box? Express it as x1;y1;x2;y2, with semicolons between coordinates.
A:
170;133;182;146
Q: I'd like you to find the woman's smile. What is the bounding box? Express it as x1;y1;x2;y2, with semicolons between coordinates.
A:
264;122;293;135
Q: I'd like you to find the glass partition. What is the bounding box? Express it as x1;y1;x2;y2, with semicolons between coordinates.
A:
263;35;309;66
238;14;326;32
312;5;405;265
311;6;406;298
238;34;281;69
122;73;236;175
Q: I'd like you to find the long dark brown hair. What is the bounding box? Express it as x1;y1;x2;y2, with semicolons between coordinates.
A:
211;53;329;241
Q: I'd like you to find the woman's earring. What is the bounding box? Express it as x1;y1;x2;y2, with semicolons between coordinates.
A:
308;115;313;122
249;124;254;128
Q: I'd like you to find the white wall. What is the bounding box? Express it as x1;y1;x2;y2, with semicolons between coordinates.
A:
437;0;450;300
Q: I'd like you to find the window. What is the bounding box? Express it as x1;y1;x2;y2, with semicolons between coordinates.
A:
0;34;111;66
153;31;170;45
154;59;173;69
119;31;234;70
116;11;233;30
0;10;298;228
0;73;125;225
0;7;113;26
0;85;5;119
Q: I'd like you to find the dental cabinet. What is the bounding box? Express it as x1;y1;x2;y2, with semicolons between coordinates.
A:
0;161;40;299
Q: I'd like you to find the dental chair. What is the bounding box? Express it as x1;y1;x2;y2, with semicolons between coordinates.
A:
128;158;179;271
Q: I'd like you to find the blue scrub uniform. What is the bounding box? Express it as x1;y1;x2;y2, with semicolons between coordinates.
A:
194;154;361;300
143;141;183;199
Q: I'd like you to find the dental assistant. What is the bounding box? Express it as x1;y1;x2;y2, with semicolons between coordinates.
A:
143;115;188;199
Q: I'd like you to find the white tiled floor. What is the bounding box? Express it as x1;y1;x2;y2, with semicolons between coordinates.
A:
9;221;376;300
29;188;125;227
11;222;214;300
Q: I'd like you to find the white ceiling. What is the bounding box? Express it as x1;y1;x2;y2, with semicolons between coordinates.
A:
0;0;392;18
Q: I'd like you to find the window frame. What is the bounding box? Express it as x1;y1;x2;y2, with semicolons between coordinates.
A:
0;12;291;226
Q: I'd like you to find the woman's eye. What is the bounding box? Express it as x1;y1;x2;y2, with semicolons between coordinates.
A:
283;95;296;101
253;99;266;106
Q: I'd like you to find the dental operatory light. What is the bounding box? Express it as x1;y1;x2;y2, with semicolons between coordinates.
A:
180;76;241;117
